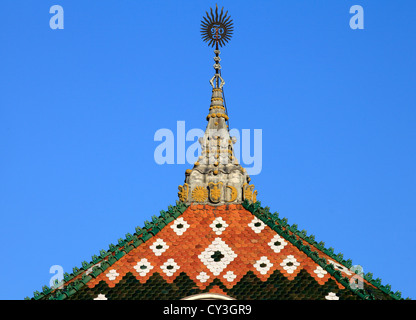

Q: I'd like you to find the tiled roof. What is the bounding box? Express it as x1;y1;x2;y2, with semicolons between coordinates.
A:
31;201;403;300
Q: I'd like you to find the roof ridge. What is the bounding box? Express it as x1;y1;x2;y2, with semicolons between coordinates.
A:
28;201;188;300
241;200;403;300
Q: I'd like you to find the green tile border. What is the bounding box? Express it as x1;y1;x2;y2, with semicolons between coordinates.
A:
29;201;188;300
29;200;406;300
242;200;404;300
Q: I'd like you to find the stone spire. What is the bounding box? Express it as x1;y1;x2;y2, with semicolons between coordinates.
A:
178;50;257;205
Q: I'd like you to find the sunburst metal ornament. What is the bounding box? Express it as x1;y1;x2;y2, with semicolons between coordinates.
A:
200;5;231;121
201;5;234;48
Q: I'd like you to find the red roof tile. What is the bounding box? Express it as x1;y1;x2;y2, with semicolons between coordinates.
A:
85;204;367;291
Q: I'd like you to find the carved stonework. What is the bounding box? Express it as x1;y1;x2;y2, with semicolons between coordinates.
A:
177;49;258;206
178;183;189;202
226;185;238;202
243;183;255;202
191;186;208;202
208;182;223;203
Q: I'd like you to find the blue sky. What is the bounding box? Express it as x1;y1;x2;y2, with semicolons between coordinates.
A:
0;0;415;299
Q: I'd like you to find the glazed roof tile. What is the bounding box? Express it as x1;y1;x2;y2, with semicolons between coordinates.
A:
32;201;403;300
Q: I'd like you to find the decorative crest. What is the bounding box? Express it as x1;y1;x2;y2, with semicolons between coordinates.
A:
201;5;234;47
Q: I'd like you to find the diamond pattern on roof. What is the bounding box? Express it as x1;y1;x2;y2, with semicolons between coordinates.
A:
38;203;396;300
84;204;360;292
198;237;237;276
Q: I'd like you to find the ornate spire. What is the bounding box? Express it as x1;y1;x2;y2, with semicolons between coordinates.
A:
178;5;257;205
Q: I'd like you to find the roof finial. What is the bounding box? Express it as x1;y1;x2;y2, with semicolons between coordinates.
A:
177;6;257;206
201;4;233;90
200;4;234;48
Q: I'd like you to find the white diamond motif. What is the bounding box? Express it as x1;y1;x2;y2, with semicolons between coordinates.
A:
149;238;169;256
314;266;328;278
268;234;288;253
196;271;210;283
198;237;237;276
170;217;190;236
160;258;180;277
254;256;273;275
280;255;300;274
209;217;229;235
133;258;154;276
248;217;266;233
105;269;119;281
223;271;237;282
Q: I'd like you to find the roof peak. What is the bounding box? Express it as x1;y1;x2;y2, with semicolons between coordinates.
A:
177;47;258;206
177;9;258;205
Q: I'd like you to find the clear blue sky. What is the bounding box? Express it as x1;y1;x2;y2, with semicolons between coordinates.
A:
0;0;415;299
